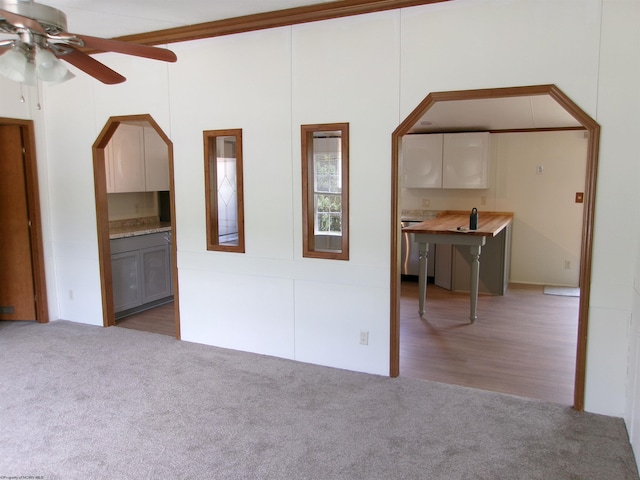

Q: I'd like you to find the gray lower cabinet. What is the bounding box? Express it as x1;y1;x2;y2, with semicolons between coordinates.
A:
111;250;143;312
111;232;173;315
435;224;511;295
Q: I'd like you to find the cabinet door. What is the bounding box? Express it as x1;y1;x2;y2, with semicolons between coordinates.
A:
140;244;172;304
111;124;146;193
143;126;170;191
442;132;489;189
434;244;453;290
104;141;115;193
451;227;508;295
111;250;142;312
401;134;443;188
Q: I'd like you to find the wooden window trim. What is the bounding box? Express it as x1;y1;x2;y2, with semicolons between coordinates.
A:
301;123;349;260
204;129;245;253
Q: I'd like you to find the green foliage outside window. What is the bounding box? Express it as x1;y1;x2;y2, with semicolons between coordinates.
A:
314;153;341;233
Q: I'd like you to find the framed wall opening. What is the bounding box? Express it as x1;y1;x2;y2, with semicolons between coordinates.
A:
390;85;600;411
92;114;180;338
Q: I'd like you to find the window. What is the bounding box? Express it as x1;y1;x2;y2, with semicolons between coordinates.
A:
301;123;349;260
204;129;245;253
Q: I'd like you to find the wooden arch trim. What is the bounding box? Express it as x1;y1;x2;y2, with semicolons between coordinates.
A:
92;114;180;339
389;84;599;411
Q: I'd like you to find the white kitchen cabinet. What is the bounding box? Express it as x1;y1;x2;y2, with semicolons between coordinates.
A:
104;141;115;193
442;132;490;189
106;124;169;193
401;134;443;188
401;132;489;189
109;123;146;193
144;126;170;191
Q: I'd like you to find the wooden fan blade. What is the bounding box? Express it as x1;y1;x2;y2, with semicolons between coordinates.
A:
0;8;47;34
72;34;177;63
58;48;125;85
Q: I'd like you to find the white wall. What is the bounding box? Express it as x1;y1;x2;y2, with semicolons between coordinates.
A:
494;131;586;287
401;130;587;287
0;80;59;322
602;0;640;464
589;0;640;419
4;0;640;424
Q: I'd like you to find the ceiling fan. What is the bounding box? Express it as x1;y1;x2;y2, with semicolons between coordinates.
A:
0;0;177;85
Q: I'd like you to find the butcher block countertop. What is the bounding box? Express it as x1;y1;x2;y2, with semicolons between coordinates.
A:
402;211;513;238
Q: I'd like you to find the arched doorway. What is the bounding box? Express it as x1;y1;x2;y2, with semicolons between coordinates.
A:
92;114;180;338
390;85;599;410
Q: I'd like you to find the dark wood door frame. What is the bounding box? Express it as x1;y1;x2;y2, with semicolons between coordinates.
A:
92;114;181;339
389;85;600;411
0;117;49;323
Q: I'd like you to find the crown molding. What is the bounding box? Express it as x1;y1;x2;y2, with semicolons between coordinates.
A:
110;0;450;47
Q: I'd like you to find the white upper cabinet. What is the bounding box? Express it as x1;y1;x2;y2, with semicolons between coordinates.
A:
106;124;169;193
104;141;115;193
144;126;170;191
401;132;489;189
109;123;146;193
401;134;443;188
442;132;489;189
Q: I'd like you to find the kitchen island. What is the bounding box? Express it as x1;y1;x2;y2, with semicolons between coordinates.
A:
402;211;513;323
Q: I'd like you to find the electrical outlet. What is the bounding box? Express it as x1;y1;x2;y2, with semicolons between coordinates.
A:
536;165;544;175
421;198;430;208
564;260;571;270
69;289;74;300
480;196;487;206
359;330;369;345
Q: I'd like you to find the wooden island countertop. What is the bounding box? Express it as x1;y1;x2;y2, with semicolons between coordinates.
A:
402;210;514;322
402;211;513;238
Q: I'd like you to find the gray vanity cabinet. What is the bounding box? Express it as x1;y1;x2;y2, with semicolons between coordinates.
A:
111;232;173;316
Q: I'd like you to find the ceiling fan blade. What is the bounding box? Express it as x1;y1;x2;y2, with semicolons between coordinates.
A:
72;34;177;63
0;8;47;34
58;48;125;85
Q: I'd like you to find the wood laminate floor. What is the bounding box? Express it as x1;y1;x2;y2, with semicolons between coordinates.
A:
400;280;579;405
116;302;176;337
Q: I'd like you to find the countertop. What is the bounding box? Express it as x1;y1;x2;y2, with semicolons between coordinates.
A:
109;222;171;239
402;210;513;238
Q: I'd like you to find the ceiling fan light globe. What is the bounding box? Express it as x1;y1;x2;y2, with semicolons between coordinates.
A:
47;69;75;86
23;60;36;85
35;48;68;82
0;48;29;82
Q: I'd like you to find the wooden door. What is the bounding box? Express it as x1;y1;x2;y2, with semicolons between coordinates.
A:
0;125;37;321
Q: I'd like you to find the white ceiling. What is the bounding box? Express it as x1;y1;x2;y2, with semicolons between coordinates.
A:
408;95;583;133
7;0;337;38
